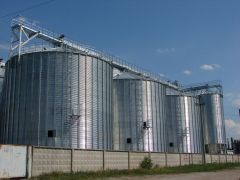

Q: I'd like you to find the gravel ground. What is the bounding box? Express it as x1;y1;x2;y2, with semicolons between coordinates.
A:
104;168;240;180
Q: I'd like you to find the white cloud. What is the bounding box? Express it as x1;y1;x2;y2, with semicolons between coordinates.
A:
225;119;240;138
200;64;214;70
0;43;10;51
156;48;175;54
183;70;192;75
200;64;221;71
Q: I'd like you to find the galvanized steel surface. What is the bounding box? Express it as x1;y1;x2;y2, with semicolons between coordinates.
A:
200;93;226;145
167;95;203;153
0;51;112;149
113;77;167;152
0;63;5;99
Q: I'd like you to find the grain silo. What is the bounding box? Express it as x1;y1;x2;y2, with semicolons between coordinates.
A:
0;60;5;99
166;95;203;153
0;17;227;155
200;93;226;154
0;17;180;151
0;50;113;149
113;72;167;152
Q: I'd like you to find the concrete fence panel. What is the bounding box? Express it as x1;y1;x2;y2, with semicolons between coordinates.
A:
73;150;103;172
211;155;219;163
167;154;180;167
32;147;71;177
219;155;226;164
233;155;239;163
205;154;211;164
226;155;233;163
180;154;190;166
105;151;128;170
151;153;166;167
0;145;27;178
129;152;148;169
192;154;202;164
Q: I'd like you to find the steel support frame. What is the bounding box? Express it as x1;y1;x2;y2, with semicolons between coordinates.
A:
10;17;177;89
11;24;40;61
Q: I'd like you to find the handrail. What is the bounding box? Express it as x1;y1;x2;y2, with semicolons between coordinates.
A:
11;17;178;89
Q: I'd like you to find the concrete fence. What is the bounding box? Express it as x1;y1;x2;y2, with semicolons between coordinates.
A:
30;147;240;177
1;145;240;178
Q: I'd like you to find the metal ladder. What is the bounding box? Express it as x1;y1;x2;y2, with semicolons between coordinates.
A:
135;81;143;150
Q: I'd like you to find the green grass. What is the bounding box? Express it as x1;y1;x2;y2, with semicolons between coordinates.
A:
31;163;240;180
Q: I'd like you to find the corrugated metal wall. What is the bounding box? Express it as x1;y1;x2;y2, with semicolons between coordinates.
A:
0;51;227;154
113;78;167;152
0;63;5;102
0;51;112;149
166;95;203;153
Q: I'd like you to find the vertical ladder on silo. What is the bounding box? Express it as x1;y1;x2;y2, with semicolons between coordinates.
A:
136;81;143;150
68;51;73;147
176;101;182;152
176;100;189;153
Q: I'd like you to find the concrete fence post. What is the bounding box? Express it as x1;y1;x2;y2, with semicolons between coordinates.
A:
191;154;193;165
218;154;220;164
128;151;130;170
225;154;227;163
71;149;74;173
202;153;206;165
26;146;32;178
179;153;181;166
210;153;212;164
103;150;105;170
188;154;191;165
165;153;168;167
232;155;234;163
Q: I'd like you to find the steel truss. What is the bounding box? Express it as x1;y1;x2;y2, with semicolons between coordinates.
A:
10;17;223;96
10;16;177;89
182;80;223;96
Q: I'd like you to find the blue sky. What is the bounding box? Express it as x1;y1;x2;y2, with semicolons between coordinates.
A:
0;0;240;139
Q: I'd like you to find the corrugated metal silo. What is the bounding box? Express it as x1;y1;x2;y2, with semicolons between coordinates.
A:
0;50;113;149
200;93;226;153
0;61;5;99
113;72;167;152
166;95;203;153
